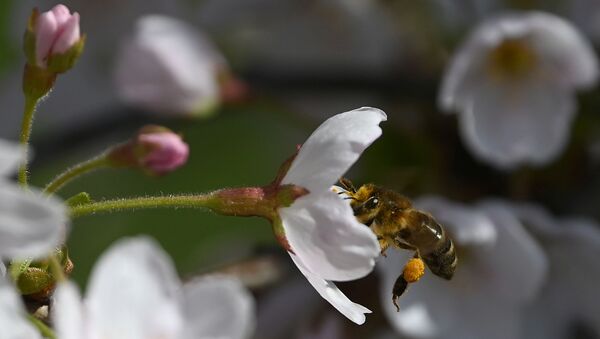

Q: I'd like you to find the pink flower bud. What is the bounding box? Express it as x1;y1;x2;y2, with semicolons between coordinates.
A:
34;4;80;68
136;130;189;176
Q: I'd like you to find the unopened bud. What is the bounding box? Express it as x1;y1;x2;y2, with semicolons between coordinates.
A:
24;4;85;73
108;125;189;176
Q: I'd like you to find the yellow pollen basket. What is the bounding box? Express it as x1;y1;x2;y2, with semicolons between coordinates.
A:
403;258;425;283
488;38;537;78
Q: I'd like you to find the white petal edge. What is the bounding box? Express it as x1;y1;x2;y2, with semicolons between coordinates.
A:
282;107;386;194
54;282;86;339
290;253;371;325
0;278;42;339
85;236;184;339
0;185;67;259
180;275;255;339
526;11;599;88
280;191;380;281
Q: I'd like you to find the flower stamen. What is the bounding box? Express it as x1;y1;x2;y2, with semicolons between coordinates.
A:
488;38;537;79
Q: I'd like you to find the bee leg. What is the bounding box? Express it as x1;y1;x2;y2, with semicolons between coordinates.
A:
338;177;357;193
392;274;408;312
391;257;426;312
377;236;390;257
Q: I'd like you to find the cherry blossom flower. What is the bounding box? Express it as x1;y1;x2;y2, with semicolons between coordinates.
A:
504;202;600;339
114;15;233;117
0;139;66;259
278;107;386;324
379;197;547;339
53;236;255;339
439;12;598;169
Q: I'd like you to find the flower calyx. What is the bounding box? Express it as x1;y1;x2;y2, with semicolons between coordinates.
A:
12;246;73;301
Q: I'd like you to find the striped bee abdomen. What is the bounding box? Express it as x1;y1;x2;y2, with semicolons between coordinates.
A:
422;233;457;280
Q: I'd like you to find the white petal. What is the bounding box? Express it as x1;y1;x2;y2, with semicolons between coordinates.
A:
290;253;371;325
476;200;548;302
180;276;255;339
282;107;386;193
280;191;380;281
510;204;600;338
115;15;220;116
415;196;497;246
0;140;24;178
459;79;575;168
0;186;67;259
85;236;183;339
54;282;86;339
527;12;598;88
0;278;42;339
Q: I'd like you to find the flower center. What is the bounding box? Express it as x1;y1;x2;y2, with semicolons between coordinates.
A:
488;38;537;79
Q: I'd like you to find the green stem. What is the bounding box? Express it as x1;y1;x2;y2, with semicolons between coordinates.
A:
18;95;38;187
49;255;65;283
69;194;219;218
27;315;57;339
69;187;280;220
44;154;109;195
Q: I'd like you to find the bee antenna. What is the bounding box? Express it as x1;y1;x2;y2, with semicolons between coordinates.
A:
339;177;357;193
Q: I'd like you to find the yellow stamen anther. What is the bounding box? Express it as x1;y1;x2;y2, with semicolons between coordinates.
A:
403;258;425;283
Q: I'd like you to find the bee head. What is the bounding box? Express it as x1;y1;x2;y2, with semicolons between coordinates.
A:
349;184;383;225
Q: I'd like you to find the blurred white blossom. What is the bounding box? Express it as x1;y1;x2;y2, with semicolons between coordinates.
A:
505;202;600;339
0;140;66;259
439;12;598;169
379;197;547;339
0;278;42;339
54;236;255;339
279;107;386;324
114;15;229;117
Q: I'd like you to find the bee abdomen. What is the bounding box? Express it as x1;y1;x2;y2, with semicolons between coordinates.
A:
422;237;457;280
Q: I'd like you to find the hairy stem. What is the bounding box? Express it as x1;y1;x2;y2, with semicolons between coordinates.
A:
69;194;220;218
18;96;38;187
44;154;109;194
27;315;57;339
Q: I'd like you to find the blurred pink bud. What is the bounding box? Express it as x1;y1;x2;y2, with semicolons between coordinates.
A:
136;129;189;176
34;4;81;68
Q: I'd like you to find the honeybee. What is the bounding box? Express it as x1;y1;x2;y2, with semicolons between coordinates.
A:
337;178;457;311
